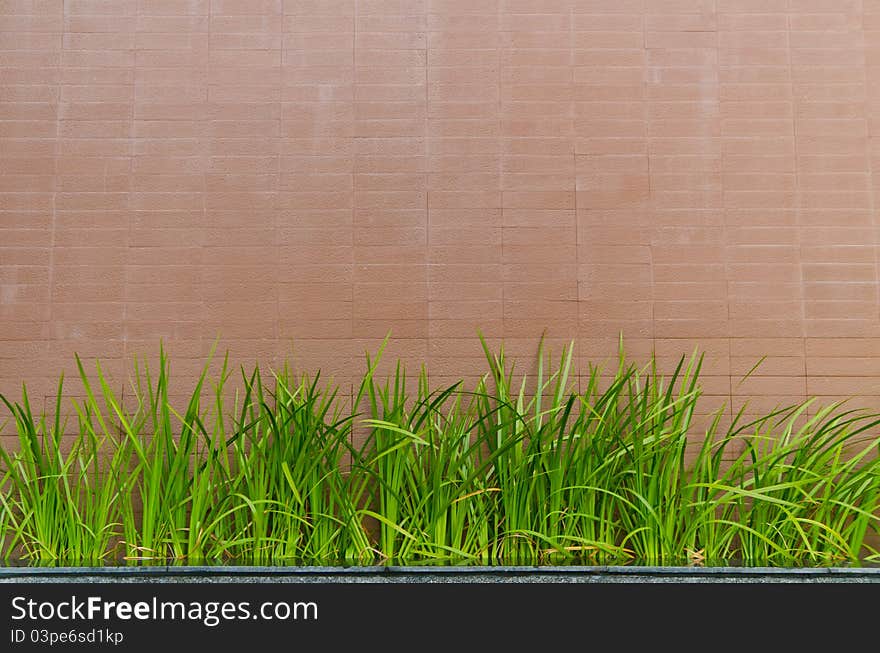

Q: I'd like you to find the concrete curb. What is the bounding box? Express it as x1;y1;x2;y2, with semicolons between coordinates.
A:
3;565;880;583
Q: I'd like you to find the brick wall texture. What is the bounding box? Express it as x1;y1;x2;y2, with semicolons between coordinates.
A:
2;0;880;422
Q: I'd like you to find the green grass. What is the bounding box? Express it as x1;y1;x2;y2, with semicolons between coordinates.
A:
1;335;879;567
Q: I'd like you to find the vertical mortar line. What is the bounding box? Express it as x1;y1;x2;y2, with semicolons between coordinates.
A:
714;1;733;421
48;2;64;413
124;1;135;383
424;2;429;383
498;1;504;344
277;1;284;355
351;0;357;451
855;0;879;407
860;5;880;322
571;2;579;396
203;0;212;365
642;5;657;397
786;2;808;401
204;0;212;466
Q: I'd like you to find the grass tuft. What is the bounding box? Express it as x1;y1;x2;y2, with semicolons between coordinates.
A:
1;336;879;567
